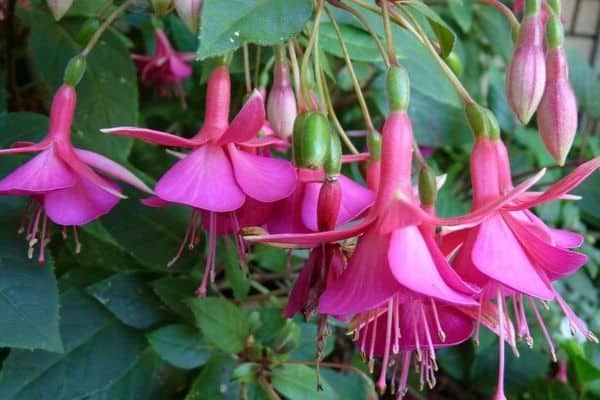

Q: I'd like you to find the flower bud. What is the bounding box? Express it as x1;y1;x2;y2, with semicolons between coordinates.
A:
293;112;330;169
63;56;86;87
506;10;546;124
76;19;100;46
386;65;410;112
46;0;73;20
545;14;564;49
174;0;202;33
536;46;577;166
317;179;342;231
267;61;297;139
151;0;172;16
418;166;437;206
465;103;489;138
324;133;342;177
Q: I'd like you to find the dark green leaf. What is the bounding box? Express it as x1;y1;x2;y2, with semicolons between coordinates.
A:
197;0;313;59
474;6;513;61
27;7;137;161
185;354;241;400
567;49;600;119
407;1;456;58
151;277;197;321
319;22;383;63
66;0;113;17
223;239;250;300
449;0;473;33
147;324;213;369
87;272;170;329
271;364;339;400
187;297;249;354
0;290;146;400
526;380;577;400
320;368;375;399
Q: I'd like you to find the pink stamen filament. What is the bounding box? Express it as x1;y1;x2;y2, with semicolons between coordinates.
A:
529;297;557;362
430;298;446;342
230;212;248;267
495;289;506;400
37;214;49;265
168;210;197;267
395;352;411;399
368;317;378;373
419;301;436;366
197;212;217;296
393;296;401;354
72;226;81;254
518;294;533;346
376;300;394;393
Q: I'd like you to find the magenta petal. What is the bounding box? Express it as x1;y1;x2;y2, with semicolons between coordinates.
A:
228;145;296;202
141;196;171;208
44;178;120;226
0;141;50;155
505;214;587;279
239;136;290;148
284;248;321;318
301;176;375;232
0;148;76;194
551;228;584;248
388;226;477;305
101;127;198;148
155;144;245;212
74;149;153;194
169;57;193;79
318;231;401;315
471;215;554;300
218;91;265;145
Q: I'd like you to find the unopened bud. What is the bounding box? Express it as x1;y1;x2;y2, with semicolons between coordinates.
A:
386;65;410;112
267;61;297;139
174;0;202;33
63;56;86;87
418;167;437;206
367;130;382;161
506;12;546;124
524;0;541;16
293;112;330;169
537;47;577;166
317;179;342;231
46;0;74;20
545;14;564;49
465;103;489;138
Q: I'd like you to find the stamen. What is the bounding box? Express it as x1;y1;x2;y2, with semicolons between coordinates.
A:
494;289;506;400
188;210;200;249
168;210;196;267
419;301;436;363
393;296;401;354
474;302;482;346
395;352;411;400
552;287;595;341
73;226;81;254
38;214;49;265
430;298;446;342
518;294;533;347
376;300;394;393
412;309;422;362
230;212;248;267
197;212;217;296
27;207;43;259
529;297;557;362
368;317;378;373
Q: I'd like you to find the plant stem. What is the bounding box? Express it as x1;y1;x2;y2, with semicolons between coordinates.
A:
325;5;376;133
243;44;252;93
478;0;520;35
80;0;137;57
288;40;303;110
320;68;360;154
285;360;376;394
313;31;327;114
300;0;324;109
257;376;281;400
380;0;398;66
254;45;262;88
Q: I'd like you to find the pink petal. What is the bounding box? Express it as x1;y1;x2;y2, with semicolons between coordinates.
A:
471;214;554;300
44;178;120;226
264;187;310;235
0;141;50;155
228;145;296;202
169;56;193;79
504;214;587;279
284;247;321;318
238;136;290;148
141;196;171;207
101;127;198;148
301;175;375;231
318;230;402;315
388;226;477;305
341;153;371;163
155;144;245;212
218;91;265;145
551;228;584;248
0;148;76;194
74;149;153;194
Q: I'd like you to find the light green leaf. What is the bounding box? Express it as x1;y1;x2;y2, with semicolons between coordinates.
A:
197;0;313;59
147;324;213;369
271;364;339;400
185;354;241;400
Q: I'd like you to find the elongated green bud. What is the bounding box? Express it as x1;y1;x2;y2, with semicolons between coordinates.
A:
324;133;342;177
386;65;410;112
465;103;489;138
548;0;561;14
418;166;437;206
63;56;86;87
545;15;564;49
486;110;500;140
367;130;382;161
293;112;330;169
525;0;541;16
77;19;100;46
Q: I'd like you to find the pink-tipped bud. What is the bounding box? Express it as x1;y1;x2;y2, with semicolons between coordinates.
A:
46;0;74;20
317;179;342;231
506;12;546;124
267;61;297;139
174;0;202;33
537;46;577;165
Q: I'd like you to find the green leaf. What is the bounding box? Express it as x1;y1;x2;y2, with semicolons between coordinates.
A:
185;354;241;400
0;233;62;353
0;289;146;400
151;276;197;321
407;1;456;58
87;272;170;329
526;380;577;400
147;324;213;369
271;364;339;400
567;49;600;118
562;340;600;386
252;244;290;272
66;0;113;17
187;297;249;354
26;7;138;161
197;0;313;59
223;239;250;300
474;6;513;61
87;351;169;400
449;0;473;33
319;22;383;63
320;368;375;399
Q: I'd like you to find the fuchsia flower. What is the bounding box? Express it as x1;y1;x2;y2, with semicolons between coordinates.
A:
444;135;600;400
267;60;297;139
103;65;297;295
506;0;546;124
0;84;152;262
132;28;195;104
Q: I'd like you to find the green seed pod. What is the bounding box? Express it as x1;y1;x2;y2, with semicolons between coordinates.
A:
444;52;463;77
367;130;382;161
485;109;500;140
324;133;342;177
545;14;564;49
418;166;438;206
465;103;489;138
63;56;87;87
293;112;330;169
76;19;100;46
386;65;410;112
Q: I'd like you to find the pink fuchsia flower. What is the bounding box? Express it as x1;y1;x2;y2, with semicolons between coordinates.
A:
174;0;203;33
267;60;297;140
132;28;195;105
537;16;578;165
506;0;546;124
103;65;297;295
444;135;599;400
0;84;152;262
